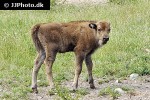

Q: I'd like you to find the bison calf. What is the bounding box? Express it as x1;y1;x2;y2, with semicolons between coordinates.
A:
31;21;110;93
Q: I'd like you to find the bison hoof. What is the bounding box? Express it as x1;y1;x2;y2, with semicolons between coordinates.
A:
72;86;77;92
90;85;96;89
72;85;77;92
32;87;38;94
72;89;76;93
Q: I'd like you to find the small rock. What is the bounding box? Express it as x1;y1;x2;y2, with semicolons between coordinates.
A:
130;73;139;80
114;88;125;94
115;80;119;83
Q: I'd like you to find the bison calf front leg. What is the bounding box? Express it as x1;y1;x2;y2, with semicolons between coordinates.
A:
73;53;84;90
85;55;95;89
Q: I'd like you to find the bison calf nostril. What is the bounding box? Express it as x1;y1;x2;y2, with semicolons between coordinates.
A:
103;38;109;41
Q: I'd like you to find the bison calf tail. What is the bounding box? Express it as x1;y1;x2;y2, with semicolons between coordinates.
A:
31;24;44;53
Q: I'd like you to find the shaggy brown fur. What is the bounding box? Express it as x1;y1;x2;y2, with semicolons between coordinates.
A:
31;21;111;93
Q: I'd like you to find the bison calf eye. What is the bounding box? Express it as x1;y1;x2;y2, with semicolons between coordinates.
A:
108;29;111;32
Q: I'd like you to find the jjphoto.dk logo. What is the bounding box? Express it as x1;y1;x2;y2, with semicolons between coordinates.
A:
0;0;50;10
4;2;44;8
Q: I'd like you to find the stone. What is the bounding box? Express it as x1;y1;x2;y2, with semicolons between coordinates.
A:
114;88;125;94
130;73;139;80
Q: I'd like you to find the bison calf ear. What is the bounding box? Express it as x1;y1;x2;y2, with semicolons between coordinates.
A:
89;23;97;29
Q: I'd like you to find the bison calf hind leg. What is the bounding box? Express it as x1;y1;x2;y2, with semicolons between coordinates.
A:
31;52;46;93
44;46;57;89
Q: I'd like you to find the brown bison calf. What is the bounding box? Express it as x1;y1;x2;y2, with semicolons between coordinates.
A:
31;21;110;93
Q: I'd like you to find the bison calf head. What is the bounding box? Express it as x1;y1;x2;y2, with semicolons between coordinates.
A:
89;21;111;46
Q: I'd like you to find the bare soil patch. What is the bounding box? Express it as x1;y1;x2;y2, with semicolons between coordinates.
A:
28;75;150;100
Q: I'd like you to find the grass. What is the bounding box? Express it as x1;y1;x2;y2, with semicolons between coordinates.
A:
48;85;88;100
99;86;134;99
99;86;120;99
0;0;150;99
98;77;116;84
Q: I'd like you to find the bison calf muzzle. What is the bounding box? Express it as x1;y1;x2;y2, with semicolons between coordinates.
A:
31;21;111;93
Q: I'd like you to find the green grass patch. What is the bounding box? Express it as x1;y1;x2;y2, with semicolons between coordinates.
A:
99;86;134;99
76;88;89;96
48;84;81;100
98;77;116;84
99;86;120;99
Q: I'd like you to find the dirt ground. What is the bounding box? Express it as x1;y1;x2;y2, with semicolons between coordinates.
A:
28;75;150;100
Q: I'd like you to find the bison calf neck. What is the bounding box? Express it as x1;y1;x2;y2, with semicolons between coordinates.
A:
31;21;111;93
